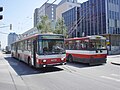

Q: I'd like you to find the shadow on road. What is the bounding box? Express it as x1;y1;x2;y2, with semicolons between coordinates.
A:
66;62;105;68
4;57;63;76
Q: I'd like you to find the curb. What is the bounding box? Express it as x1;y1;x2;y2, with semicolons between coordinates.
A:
111;62;120;66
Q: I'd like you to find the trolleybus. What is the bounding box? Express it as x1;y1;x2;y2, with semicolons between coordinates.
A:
65;35;107;65
11;34;66;68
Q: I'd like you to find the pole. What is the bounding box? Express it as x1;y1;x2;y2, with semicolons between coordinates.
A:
76;7;77;37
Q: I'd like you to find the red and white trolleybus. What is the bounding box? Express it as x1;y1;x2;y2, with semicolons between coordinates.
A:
65;35;107;65
11;34;66;68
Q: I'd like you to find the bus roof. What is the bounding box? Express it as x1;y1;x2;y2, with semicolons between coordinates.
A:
65;37;89;41
65;35;106;41
12;33;64;44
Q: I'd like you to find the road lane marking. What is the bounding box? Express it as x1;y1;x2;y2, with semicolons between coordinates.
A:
111;74;120;77
100;76;120;82
62;66;75;73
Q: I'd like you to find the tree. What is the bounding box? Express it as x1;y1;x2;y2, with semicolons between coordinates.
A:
54;18;67;37
37;15;52;33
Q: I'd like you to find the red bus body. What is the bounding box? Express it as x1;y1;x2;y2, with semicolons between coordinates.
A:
11;34;66;68
65;35;107;65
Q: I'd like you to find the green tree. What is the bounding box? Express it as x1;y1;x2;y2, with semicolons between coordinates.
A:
37;15;52;33
54;18;67;37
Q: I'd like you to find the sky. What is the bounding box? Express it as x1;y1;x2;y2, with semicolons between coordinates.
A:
0;0;87;48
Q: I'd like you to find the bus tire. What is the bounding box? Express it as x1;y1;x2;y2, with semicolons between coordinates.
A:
18;54;21;61
11;53;14;57
68;55;73;62
28;57;32;67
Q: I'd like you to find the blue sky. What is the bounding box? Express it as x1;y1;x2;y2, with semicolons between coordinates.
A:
0;0;87;48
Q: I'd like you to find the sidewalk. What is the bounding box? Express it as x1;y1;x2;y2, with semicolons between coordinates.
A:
107;55;120;66
0;51;28;90
111;60;120;65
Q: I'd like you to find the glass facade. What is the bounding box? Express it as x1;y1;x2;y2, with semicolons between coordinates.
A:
80;0;120;36
62;7;80;37
108;0;120;34
79;0;106;37
62;0;120;37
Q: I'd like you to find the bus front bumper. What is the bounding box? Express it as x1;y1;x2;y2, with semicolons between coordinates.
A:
36;62;66;68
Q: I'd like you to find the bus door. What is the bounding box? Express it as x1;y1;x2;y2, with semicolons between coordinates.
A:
32;40;37;66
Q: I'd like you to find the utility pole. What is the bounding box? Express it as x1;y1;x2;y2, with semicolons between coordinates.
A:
75;7;77;37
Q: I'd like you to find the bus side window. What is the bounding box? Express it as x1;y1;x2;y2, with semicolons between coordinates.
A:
81;41;85;49
65;42;69;49
76;41;80;50
90;42;95;49
27;39;31;51
81;42;87;50
76;42;78;50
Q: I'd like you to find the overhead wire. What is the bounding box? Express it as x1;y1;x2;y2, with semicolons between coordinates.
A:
68;3;96;37
0;25;10;34
0;31;8;34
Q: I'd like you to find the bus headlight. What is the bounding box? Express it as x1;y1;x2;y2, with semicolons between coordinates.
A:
43;59;47;62
43;65;46;67
61;57;65;61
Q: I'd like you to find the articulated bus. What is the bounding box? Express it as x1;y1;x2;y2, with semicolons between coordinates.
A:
65;35;107;65
11;34;66;68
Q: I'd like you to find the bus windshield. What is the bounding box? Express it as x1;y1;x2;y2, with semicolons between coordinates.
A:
90;39;106;50
39;39;65;55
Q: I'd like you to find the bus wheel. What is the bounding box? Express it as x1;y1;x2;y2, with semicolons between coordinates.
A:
68;55;73;62
11;53;14;57
18;54;21;61
28;58;32;67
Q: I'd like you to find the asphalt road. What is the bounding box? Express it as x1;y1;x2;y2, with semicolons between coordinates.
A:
1;53;120;90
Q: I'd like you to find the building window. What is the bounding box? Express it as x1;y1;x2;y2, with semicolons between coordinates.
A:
112;11;114;19
109;10;111;19
117;12;119;20
52;6;54;11
116;0;119;4
118;28;120;34
109;27;113;34
69;5;72;8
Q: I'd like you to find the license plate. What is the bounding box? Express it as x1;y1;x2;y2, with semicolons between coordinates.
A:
51;59;57;62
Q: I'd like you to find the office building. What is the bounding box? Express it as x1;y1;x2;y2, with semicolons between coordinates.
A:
34;3;57;27
62;0;120;54
79;0;120;37
8;33;18;48
62;6;80;37
56;0;80;20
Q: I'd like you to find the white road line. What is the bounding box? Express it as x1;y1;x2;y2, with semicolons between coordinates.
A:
111;74;120;77
100;76;120;82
